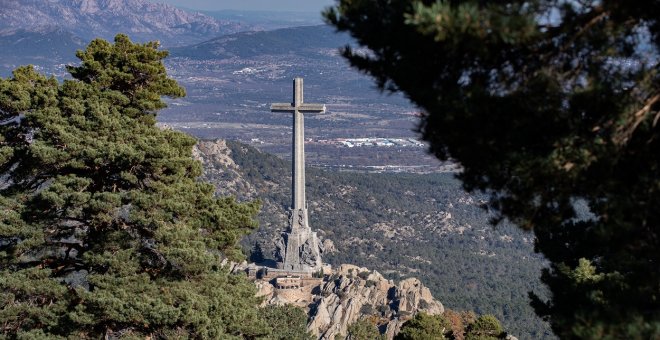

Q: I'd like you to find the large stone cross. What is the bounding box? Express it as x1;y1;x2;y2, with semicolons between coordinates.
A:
270;78;325;272
271;78;326;226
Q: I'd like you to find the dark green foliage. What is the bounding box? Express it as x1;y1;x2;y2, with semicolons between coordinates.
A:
259;304;314;340
250;241;266;263
325;0;660;338
465;315;504;340
397;312;506;340
396;312;450;340
346;318;382;340
0;35;267;338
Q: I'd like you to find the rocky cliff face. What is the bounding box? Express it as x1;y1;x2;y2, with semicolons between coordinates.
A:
254;264;444;339
193;139;258;200
0;0;247;46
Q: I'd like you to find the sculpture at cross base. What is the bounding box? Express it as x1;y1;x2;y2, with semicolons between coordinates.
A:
271;78;325;273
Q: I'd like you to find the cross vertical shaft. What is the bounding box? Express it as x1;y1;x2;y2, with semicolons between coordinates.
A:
292;78;305;212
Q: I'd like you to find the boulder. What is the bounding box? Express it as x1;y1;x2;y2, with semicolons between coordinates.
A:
395;278;444;315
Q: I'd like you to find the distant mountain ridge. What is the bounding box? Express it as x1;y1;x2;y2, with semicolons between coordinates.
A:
0;27;85;59
170;24;352;59
198;9;325;31
0;27;86;76
0;0;248;46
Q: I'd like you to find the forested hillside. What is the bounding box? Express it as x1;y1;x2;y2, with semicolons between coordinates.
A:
195;139;555;339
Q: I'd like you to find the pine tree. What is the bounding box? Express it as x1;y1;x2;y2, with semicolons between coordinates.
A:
345;318;382;340
465;315;504;340
326;1;660;337
0;34;268;338
395;312;449;340
260;304;314;340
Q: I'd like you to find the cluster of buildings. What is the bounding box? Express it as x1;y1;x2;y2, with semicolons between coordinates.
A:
319;137;426;148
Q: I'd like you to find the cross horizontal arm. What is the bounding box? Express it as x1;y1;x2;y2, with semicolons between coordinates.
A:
298;104;326;113
271;103;326;113
271;103;295;112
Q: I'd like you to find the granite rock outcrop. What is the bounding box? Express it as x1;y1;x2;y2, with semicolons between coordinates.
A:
255;264;444;339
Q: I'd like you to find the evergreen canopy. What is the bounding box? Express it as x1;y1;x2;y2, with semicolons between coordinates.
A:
0;34;267;338
396;312;449;340
326;0;660;338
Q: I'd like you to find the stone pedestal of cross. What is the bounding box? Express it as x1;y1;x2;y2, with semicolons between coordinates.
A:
271;78;325;272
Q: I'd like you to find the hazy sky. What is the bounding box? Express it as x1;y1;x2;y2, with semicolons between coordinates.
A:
154;0;335;12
